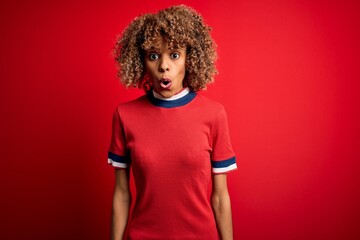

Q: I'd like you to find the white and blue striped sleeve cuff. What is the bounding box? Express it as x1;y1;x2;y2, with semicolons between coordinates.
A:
108;152;131;168
211;156;237;174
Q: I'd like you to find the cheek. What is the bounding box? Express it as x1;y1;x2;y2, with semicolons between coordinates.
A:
144;62;155;76
144;60;150;70
182;63;186;75
180;59;186;74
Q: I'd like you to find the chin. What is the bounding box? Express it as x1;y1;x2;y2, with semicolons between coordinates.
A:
154;85;181;98
160;91;175;98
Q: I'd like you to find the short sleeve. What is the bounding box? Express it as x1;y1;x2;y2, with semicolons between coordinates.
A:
107;109;131;168
210;108;237;174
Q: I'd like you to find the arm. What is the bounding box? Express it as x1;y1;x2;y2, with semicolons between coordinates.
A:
111;168;131;240
211;174;233;240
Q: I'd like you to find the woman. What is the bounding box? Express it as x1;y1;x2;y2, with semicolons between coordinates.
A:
108;5;237;239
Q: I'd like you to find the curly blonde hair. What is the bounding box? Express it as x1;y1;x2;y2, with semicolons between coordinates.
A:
114;5;217;92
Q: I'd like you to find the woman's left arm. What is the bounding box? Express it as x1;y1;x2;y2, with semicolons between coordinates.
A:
211;174;233;240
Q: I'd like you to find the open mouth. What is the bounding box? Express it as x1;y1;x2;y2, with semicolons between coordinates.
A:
160;78;172;89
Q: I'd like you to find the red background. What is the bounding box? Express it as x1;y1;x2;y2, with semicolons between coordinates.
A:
1;0;359;239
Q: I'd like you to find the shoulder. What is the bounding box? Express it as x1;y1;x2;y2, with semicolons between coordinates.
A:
115;94;149;112
194;93;226;114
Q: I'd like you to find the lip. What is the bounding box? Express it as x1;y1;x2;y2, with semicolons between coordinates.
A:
159;78;172;89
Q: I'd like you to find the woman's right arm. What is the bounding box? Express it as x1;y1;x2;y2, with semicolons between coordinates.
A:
111;168;131;240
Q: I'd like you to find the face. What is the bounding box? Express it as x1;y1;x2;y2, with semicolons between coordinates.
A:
144;37;186;98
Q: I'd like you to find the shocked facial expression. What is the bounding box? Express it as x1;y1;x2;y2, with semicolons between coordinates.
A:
144;37;186;98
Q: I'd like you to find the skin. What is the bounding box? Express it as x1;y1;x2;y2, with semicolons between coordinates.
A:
111;37;234;240
212;174;234;240
144;37;186;98
111;168;131;240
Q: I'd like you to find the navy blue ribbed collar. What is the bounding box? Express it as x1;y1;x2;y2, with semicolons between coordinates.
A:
146;90;197;108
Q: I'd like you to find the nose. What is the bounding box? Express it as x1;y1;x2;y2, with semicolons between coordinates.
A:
159;57;170;72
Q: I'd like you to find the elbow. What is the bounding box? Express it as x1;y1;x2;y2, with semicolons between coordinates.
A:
211;191;231;213
211;193;224;213
211;194;221;211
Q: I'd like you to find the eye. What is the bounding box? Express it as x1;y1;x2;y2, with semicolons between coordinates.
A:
148;53;159;61
170;52;180;59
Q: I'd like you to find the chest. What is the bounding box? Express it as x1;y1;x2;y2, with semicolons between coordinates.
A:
122;109;213;171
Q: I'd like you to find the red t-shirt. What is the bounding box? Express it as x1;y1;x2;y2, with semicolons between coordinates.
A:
108;91;237;239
